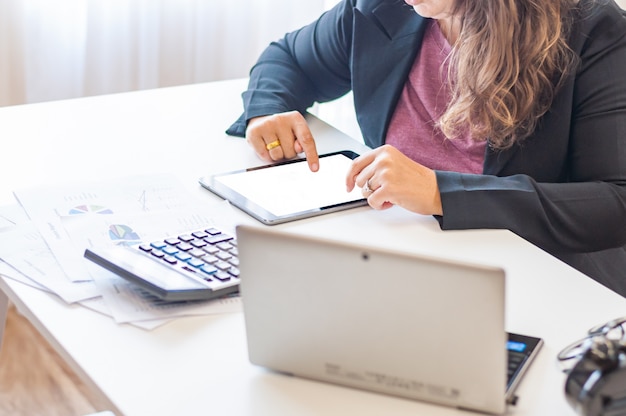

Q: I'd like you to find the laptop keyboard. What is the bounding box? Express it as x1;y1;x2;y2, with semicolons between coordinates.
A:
507;350;527;388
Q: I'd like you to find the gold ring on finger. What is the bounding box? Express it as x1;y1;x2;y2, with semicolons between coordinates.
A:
265;140;281;151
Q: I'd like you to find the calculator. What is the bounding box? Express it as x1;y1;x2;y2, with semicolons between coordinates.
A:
84;226;240;302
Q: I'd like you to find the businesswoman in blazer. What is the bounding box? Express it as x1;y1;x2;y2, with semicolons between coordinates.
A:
227;0;626;297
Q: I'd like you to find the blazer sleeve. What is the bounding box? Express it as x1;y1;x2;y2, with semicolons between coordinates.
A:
226;0;356;137
436;1;626;255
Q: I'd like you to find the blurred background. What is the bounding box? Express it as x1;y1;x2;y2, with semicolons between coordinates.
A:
0;0;339;107
1;0;624;116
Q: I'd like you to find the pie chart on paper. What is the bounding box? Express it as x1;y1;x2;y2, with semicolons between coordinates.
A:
68;204;114;215
108;224;140;241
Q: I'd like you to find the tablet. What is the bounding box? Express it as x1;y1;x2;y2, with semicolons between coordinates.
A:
199;150;368;225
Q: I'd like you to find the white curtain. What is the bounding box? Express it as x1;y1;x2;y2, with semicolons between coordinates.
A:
0;0;327;106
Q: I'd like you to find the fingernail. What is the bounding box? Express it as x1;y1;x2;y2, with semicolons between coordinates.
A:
311;162;319;172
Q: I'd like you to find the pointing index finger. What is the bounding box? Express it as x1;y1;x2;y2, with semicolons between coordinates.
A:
292;115;319;172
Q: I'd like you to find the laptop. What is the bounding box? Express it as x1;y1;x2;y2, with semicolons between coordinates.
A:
236;225;542;415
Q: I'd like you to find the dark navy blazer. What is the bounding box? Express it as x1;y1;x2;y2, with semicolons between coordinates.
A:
228;0;626;296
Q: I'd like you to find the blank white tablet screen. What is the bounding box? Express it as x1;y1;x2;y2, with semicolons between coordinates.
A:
214;154;362;216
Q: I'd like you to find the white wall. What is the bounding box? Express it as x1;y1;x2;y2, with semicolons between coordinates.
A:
0;0;328;106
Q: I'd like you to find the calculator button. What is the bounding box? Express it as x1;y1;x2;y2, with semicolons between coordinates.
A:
178;234;194;242
200;264;218;275
204;234;233;244
189;248;206;258
164;237;181;246
216;242;233;251
177;242;194;251
192;231;209;239
162;246;179;256
187;258;205;268
138;244;152;253
150;250;165;259
216;251;232;261
163;256;177;265
215;261;231;271
202;245;220;255
150;241;167;250
191;239;207;248
202;255;219;264
214;271;231;281
175;252;192;262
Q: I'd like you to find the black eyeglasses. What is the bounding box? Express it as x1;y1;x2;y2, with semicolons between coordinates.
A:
557;316;626;372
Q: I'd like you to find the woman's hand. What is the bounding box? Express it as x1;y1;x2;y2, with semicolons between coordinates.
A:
346;145;443;215
246;111;319;172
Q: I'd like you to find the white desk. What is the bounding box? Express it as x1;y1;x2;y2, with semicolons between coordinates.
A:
1;78;624;415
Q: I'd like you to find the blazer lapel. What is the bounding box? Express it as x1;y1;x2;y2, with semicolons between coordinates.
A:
483;145;519;175
352;3;426;148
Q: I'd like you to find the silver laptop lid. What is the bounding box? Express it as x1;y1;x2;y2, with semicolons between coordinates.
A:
237;225;507;414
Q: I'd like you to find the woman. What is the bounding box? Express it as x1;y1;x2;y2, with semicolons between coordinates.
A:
227;0;626;296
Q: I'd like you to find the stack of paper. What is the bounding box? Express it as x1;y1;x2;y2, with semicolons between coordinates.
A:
0;174;245;330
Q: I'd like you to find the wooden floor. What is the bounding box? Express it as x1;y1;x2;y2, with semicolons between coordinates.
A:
0;303;111;416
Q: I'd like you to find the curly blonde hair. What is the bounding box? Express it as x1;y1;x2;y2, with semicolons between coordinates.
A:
440;0;580;148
